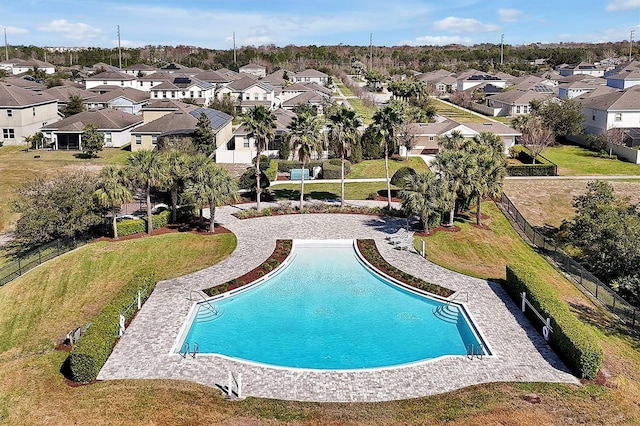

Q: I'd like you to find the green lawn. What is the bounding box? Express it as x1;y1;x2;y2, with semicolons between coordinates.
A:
0;146;131;233
346;97;375;125
272;182;397;200
349;157;429;178
541;144;640;176
433;99;491;123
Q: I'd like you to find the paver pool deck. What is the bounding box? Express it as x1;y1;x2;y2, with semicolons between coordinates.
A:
98;202;579;402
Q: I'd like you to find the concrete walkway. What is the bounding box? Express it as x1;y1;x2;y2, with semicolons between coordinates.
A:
98;205;578;402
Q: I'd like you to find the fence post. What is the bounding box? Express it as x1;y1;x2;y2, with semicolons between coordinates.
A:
595;281;599;298
137;290;141;310
521;292;526;312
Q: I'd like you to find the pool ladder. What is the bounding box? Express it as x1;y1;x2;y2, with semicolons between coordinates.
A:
189;290;220;315
466;342;485;360
180;342;199;358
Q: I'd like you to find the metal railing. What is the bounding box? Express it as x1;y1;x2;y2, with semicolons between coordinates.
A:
0;237;87;287
500;193;638;329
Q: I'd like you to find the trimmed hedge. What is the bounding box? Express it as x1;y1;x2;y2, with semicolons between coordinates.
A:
116;218;145;237
321;160;352;179
503;264;603;379
68;270;156;383
151;209;171;229
507;146;557;176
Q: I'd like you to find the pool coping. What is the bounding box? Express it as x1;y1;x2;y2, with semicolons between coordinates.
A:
98;203;580;402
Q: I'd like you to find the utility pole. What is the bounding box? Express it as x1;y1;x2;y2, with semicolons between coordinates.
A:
500;34;504;66
369;33;373;70
631;30;636;62
4;28;8;61
233;31;237;65
117;25;122;69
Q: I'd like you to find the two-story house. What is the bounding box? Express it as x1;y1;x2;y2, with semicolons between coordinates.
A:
149;76;215;105
239;63;267;78
0;82;59;144
84;87;150;115
85;71;137;90
581;86;640;135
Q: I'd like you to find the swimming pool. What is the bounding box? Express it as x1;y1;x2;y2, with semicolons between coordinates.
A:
175;240;488;370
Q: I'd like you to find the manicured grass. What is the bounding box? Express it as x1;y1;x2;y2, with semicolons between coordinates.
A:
0;146;131;233
335;81;354;97
542;144;640;176
272;182;397;200
349;157;429;178
433;99;491;123
347;97;375;125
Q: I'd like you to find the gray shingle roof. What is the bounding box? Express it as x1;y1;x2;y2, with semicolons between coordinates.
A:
0;82;57;107
41;108;142;131
580;86;640;111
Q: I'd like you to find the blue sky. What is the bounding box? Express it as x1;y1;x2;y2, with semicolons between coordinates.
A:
1;0;639;48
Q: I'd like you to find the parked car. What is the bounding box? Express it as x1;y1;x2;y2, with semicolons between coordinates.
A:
115;214;143;222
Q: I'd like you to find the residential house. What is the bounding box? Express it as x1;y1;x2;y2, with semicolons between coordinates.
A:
149;75;215;105
0;82;59;144
122;63;158;77
84;87;149;114
84;71;137;90
291;69;329;86
558;77;609;99
581;86;640;135
216;76;275;112
218;108;295;164
43;85;97;114
131;103;232;152
402;118;520;156
262;69;292;87
606;69;640;90
282;90;328;113
239;63;267;78
41;107;143;150
557;62;606;77
486;89;554;117
455;71;507;92
135;71;175;92
0;58;56;75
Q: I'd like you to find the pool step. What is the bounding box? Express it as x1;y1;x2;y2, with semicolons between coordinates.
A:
432;305;459;323
196;306;224;323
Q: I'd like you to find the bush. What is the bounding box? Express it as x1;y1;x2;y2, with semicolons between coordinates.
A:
252;154;271;171
390;166;417;186
321;160;351;179
116;218;145;237
265;160;278;183
503;264;603;379
151;209;171;229
350;140;362;163
507;146;557;176
278;140;291;160
239;168;270;192
68;270;156;382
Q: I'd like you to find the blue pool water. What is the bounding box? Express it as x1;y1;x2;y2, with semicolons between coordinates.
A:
178;240;486;370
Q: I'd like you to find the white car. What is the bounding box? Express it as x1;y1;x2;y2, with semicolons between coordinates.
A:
115;214;143;222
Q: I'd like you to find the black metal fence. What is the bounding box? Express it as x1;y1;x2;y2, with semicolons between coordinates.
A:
0;238;86;287
500;193;638;329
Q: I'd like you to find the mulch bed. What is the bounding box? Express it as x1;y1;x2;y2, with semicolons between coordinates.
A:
93;223;231;243
415;225;461;237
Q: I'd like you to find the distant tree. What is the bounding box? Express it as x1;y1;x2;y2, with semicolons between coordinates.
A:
64;95;85;117
11;171;102;250
81;123;105;158
328;106;361;207
531;99;584;138
45;76;63;88
605;127;627;155
26;66;46;81
192;112;217;157
208;96;236;117
94;166;133;239
291;103;318;117
519;115;555;163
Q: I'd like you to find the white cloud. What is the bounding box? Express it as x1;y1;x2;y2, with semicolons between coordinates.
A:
399;35;473;46
1;25;29;35
498;8;523;22
433;17;500;33
606;0;640;11
38;19;102;40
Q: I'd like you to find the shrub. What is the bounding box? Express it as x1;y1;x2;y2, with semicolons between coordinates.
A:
264;160;279;183
507;146;557;176
390;166;417;186
321;160;351;179
252;154;271;171
68;270;156;383
151;210;171;229
116;218;145;237
503;264;603;379
238;168;270;192
278;140;291;160
350;140;363;163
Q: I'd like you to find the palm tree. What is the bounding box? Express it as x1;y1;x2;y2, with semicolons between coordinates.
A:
184;160;238;233
241;106;276;211
433;148;476;227
470;133;507;226
94;165;133;239
372;104;404;210
184;154;213;227
126;150;167;235
287;112;323;210
163;150;190;223
328;107;362;208
399;171;442;233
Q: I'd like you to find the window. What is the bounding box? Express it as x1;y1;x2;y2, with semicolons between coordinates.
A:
516;106;521;114
135;135;141;145
190;91;194;98
263;93;268;101
33;107;36;117
120;81;124;86
6;109;12;117
104;132;112;145
163;91;167;98
254;93;259;100
171;91;175;98
243;137;250;148
139;81;143;87
153;91;158;98
103;81;107;85
151;135;157;145
429;136;434;141
3;129;15;139
182;91;186;96
198;91;202;97
592;114;596;121
615;113;622;121
245;94;250;100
